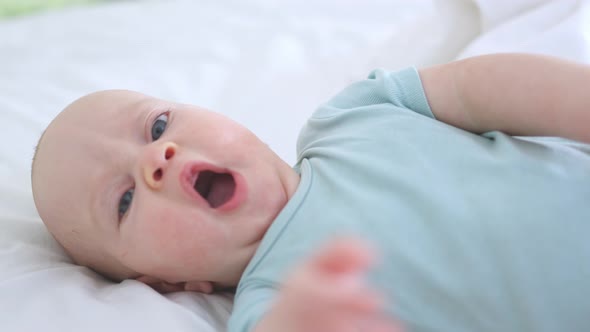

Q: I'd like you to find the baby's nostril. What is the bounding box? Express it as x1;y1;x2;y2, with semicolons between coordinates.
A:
165;146;175;160
153;168;163;181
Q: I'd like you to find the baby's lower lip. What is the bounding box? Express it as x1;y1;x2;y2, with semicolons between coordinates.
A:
216;171;247;212
180;163;247;211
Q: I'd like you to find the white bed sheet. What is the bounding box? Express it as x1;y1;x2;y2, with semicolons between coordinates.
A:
1;0;588;331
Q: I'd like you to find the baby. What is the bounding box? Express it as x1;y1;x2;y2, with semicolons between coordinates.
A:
32;53;590;332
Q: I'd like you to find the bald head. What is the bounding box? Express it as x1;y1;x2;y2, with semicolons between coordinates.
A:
31;90;154;280
31;89;294;288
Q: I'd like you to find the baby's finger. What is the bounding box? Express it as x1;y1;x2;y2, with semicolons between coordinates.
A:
311;237;377;276
329;309;402;332
362;314;405;332
339;288;384;313
289;270;380;313
321;307;402;332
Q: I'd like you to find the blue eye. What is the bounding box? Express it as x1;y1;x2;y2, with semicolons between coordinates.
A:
118;189;134;219
151;113;168;141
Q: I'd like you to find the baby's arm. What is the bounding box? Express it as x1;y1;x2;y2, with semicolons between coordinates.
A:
419;53;590;143
253;239;401;332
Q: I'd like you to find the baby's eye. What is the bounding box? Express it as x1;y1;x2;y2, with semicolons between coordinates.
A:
118;188;134;219
151;113;168;141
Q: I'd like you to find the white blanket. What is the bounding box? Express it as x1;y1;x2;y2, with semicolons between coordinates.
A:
1;0;588;331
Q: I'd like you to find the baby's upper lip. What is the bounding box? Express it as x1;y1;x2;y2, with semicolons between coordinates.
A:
181;162;214;208
180;162;236;209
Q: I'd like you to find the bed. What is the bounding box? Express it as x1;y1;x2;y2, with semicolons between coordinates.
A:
1;0;588;330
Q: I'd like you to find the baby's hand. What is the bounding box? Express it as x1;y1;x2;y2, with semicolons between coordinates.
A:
255;238;402;332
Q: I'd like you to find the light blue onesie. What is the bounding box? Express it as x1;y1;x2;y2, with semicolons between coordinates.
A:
228;67;590;332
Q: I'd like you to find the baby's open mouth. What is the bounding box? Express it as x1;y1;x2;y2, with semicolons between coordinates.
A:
193;170;236;208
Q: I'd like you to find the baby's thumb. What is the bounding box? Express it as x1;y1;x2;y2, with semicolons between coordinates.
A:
311;237;377;276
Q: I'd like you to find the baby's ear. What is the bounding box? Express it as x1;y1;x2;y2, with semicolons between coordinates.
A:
135;275;185;294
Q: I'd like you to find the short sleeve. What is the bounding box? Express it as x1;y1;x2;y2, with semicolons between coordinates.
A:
318;67;435;119
227;283;276;332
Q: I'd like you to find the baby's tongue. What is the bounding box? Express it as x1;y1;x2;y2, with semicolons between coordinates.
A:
207;173;235;208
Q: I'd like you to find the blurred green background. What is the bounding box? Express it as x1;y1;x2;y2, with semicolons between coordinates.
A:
0;0;102;18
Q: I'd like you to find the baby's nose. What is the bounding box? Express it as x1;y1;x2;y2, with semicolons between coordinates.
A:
141;142;177;189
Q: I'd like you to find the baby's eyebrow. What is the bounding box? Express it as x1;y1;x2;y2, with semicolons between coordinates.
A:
135;100;167;141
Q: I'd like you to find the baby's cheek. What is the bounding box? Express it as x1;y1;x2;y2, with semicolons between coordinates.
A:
143;207;220;254
143;208;186;243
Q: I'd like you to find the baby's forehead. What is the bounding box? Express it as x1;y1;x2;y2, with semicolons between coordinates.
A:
46;91;164;151
33;91;156;263
62;90;152;124
36;91;153;217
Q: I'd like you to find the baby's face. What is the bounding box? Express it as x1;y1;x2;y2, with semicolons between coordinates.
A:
32;90;299;288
